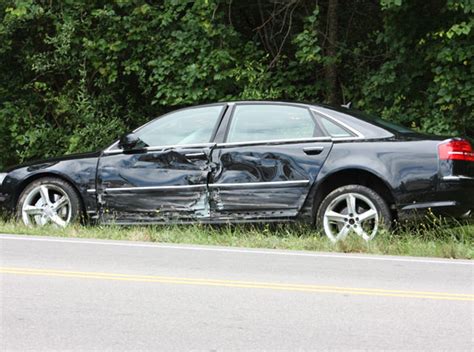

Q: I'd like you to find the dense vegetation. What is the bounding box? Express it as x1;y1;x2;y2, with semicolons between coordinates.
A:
0;0;472;169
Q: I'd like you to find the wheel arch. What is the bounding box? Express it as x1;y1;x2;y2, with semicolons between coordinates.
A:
310;167;397;223
14;172;86;215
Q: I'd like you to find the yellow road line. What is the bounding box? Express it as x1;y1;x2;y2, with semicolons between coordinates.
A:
1;267;472;302
1;266;472;297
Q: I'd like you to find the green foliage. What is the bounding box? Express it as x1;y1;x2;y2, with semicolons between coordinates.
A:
293;6;322;65
0;0;472;169
380;0;403;10
0;0;270;169
355;0;473;136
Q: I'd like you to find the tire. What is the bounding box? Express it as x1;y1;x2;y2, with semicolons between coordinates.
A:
316;184;391;242
16;177;81;227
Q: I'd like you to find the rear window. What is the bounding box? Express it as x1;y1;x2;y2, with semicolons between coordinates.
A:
314;105;422;136
340;109;416;134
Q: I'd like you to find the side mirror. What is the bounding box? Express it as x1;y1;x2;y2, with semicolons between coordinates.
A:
118;132;145;151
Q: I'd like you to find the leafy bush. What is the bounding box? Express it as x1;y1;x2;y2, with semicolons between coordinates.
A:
0;0;472;169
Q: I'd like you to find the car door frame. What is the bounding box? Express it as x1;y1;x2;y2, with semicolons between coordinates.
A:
95;103;230;224
208;102;335;221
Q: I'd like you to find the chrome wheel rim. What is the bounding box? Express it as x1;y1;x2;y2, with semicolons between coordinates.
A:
323;193;379;242
21;185;71;227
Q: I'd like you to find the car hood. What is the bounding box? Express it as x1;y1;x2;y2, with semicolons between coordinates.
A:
5;151;101;173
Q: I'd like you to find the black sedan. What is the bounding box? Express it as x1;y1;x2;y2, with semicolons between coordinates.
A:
1;101;473;241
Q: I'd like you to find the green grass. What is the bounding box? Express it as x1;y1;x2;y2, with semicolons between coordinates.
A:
0;219;473;259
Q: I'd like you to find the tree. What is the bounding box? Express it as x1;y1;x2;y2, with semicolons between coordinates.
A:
0;0;472;170
324;0;339;105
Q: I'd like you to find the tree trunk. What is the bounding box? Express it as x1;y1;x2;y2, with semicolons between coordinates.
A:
325;0;340;105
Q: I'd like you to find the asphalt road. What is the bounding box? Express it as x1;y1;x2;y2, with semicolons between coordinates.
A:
0;234;473;351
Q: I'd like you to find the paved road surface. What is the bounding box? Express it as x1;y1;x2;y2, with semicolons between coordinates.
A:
0;234;473;351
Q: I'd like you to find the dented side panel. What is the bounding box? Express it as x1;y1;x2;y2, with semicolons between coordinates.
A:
209;142;333;220
97;147;213;223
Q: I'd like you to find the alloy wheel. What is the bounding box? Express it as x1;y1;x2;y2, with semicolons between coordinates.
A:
21;184;72;227
323;192;379;242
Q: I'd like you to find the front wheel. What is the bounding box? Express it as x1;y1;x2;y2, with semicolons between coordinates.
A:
316;185;391;242
16;177;81;227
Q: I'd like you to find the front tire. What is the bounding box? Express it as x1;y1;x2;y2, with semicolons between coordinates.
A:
16;177;81;227
316;185;391;242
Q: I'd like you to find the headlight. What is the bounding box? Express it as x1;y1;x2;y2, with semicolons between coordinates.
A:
0;173;7;187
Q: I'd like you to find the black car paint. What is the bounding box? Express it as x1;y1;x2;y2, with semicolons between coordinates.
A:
97;145;214;223
1;152;100;217
1;101;473;223
209;140;333;220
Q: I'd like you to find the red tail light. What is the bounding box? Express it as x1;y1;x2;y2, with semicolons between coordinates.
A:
438;139;474;162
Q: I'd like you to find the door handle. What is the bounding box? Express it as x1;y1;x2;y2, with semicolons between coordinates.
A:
184;152;207;159
303;146;325;155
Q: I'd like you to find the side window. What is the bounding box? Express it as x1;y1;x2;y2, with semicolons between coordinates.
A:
135;106;223;146
320;117;353;138
226;105;320;143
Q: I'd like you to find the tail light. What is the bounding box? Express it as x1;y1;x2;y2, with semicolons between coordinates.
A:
438;139;474;162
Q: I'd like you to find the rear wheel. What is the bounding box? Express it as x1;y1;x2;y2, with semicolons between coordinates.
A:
16;177;81;227
316;185;391;242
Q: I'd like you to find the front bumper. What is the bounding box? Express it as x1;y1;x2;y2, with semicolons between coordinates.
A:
0;193;10;217
0;183;14;216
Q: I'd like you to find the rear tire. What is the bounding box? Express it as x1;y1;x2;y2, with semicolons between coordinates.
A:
16;177;81;227
316;185;391;242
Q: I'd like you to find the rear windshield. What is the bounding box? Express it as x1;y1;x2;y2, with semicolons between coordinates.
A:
341;109;416;134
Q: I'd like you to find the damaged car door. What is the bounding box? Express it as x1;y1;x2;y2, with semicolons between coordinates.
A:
209;103;333;220
96;105;225;224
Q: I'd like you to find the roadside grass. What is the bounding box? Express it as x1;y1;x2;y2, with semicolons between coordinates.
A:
0;218;472;259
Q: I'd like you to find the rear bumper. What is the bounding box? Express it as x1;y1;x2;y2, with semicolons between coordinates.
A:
398;176;474;220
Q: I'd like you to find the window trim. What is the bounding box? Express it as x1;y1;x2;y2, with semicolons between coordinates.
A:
216;136;332;148
103;142;216;156
223;102;322;144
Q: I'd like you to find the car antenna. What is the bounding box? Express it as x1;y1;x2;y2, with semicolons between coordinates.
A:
341;102;352;109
